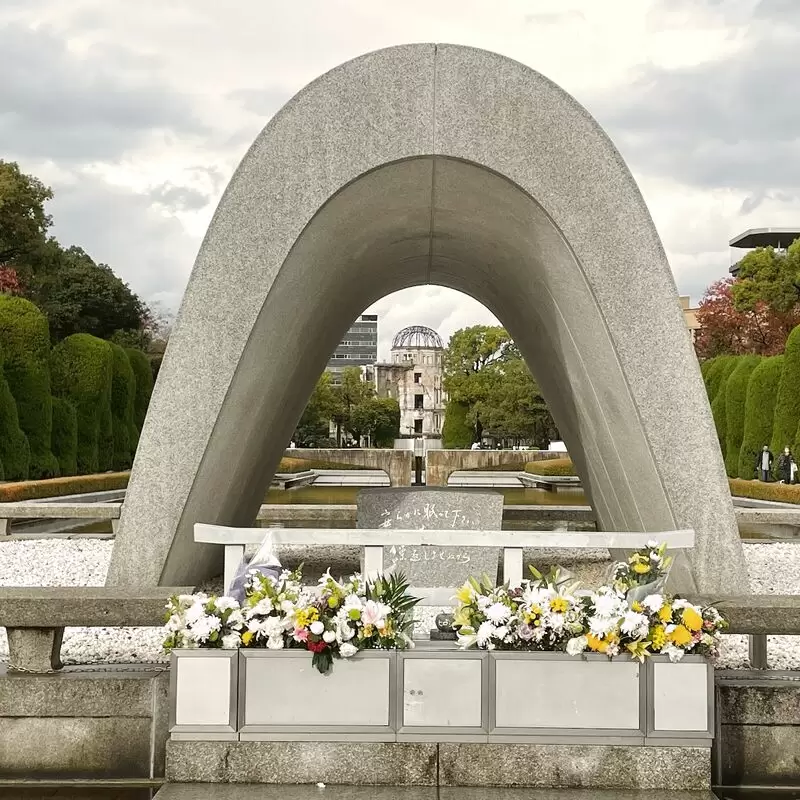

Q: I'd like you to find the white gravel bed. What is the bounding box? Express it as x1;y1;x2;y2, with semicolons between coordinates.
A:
0;539;798;668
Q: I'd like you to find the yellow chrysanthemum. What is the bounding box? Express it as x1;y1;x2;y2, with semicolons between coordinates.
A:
241;630;254;646
658;604;673;623
632;562;651;575
670;625;693;647
550;597;569;613
327;596;339;609
586;634;609;653
681;607;703;632
631;601;643;612
650;624;667;650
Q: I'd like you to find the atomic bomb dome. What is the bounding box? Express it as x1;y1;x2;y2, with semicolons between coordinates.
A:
391;325;444;351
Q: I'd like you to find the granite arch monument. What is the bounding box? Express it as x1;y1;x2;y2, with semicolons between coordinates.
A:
108;44;747;592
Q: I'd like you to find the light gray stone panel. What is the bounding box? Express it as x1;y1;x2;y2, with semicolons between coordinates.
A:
439;743;711;789
718;680;800;725
0;717;152;779
0;671;160;717
165;740;438;785
108;44;745;594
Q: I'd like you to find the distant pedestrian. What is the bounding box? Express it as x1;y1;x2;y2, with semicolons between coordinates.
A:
756;445;774;482
778;447;793;483
470;441;481;451
792;457;798;485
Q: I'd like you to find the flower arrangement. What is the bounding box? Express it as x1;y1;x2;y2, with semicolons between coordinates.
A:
453;544;727;663
164;568;419;675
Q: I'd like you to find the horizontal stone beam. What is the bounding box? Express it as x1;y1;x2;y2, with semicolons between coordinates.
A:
0;501;122;519
691;595;800;635
0;587;193;628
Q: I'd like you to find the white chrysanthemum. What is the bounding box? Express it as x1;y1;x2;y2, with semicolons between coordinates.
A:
280;600;295;613
249;598;274;617
662;644;685;663
310;621;325;635
189;614;221;643
547;613;565;631
221;632;241;649
521;585;548;607
165;614;183;633
214;596;239;612
589;614;617;637
620;611;649;639
485;602;510;624
647;540;659;549
566;636;587;656
494;625;510;642
592;590;624;618
266;636;284;650
642;594;664;614
323;630;336;643
476;620;495;647
340;642;358;658
227;609;244;628
184;600;207;625
476;595;491;610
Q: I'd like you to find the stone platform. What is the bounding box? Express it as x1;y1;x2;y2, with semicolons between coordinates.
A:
164;741;711;789
155;787;716;800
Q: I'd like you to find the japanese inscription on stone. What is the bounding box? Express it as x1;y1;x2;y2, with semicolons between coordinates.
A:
356;488;504;588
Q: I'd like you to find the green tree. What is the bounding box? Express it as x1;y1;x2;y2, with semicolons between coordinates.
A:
442;401;473;448
739;355;784;479
772;324;800;457
350;396;400;447
0;345;30;480
35;246;149;342
125;347;153;432
733;240;800;315
109;343;138;470
704;355;738;403
51;397;78;476
443;325;514;442
330;367;374;445
724;355;761;477
294;372;338;446
0;160;52;269
0;295;59;477
476;357;557;447
710;356;739;460
50;334;113;474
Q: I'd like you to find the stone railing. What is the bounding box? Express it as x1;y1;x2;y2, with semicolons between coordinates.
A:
0;586;191;671
692;594;800;669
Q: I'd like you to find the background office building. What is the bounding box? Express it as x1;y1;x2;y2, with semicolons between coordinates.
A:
326;314;378;382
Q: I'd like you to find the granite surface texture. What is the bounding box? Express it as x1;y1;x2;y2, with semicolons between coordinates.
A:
358;488;503;587
108;43;745;594
165;741;438;785
438;743;711;789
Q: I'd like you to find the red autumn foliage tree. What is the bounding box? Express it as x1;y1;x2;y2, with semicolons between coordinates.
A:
694;277;800;360
0;265;21;295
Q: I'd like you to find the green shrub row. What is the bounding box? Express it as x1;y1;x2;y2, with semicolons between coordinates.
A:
729;478;800;505
701;324;800;481
524;457;576;477
0;471;130;502
0;297;153;481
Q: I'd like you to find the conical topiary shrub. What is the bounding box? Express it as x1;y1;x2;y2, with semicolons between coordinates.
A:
739;355;784;479
724;355;761;477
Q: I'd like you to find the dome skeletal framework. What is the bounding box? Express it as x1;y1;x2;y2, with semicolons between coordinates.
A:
391;325;444;350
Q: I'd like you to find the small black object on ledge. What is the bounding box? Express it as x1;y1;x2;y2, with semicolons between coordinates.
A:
431;612;457;641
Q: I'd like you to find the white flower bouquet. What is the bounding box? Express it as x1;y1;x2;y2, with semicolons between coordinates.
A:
453;544;727;663
164;567;420;675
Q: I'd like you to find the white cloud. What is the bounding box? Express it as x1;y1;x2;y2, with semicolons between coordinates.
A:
2;0;794;327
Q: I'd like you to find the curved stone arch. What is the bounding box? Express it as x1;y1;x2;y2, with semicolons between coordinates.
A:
108;43;746;592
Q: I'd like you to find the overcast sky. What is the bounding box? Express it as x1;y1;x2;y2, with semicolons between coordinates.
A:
2;0;798;359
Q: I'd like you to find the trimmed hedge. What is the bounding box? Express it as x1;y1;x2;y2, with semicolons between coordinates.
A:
729;478;800;506
0;471;129;502
700;357;718;395
126;347;153;432
110;343;138;470
524;457;576;477
724;355;761;477
50;334;114;475
51;396;78;477
739;355;784;479
277;456;371;473
0;296;59;478
442;401;473;449
704;355;738;403
772;325;800;457
0;345;30;480
710;357;740;460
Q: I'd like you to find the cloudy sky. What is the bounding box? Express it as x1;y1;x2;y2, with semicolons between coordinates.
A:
2;0;798;358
